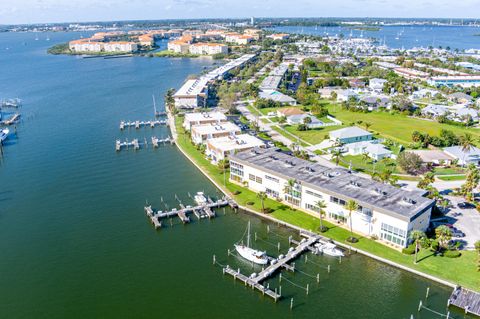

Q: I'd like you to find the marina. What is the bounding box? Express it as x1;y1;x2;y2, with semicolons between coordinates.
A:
119;119;168;130
115;136;174;151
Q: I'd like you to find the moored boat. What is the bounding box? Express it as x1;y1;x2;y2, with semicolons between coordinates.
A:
315;242;344;257
234;221;269;265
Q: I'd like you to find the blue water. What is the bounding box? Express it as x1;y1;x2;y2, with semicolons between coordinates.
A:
0;32;474;318
274;25;480;50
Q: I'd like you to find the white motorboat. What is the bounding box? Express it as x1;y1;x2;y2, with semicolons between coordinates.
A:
0;128;9;142
234;221;269;265
194;192;207;205
315;242;344;257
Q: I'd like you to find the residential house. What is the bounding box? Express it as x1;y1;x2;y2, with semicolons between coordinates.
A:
329;126;373;144
369;78;388;91
447;92;474;104
286;114;324;129
443;146;480;166
276;107;305;118
259;90;297;105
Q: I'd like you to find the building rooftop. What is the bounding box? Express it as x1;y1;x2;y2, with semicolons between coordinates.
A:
329;126;372;140
191;122;241;135
184;111;227;123
230;148;434;221
259;90;296;104
207;134;264;152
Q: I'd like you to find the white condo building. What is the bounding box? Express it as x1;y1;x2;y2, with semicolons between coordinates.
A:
183;112;228;131
191;122;241;145
229;148;434;248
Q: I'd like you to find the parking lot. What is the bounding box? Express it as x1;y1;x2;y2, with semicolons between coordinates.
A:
444;196;480;249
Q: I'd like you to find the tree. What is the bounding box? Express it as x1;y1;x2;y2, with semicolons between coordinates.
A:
332;149;343;166
459;133;474;166
409;230;426;264
164;88;176;111
475;240;480;272
315;200;328;232
362;152;370;165
257;192;267;213
461;164;480;199
435;225;452;249
283;179;296;195
364;122;372;132
417;172;435;189
303;116;312;125
397;151;423;175
346;200;358;243
217;159;230;186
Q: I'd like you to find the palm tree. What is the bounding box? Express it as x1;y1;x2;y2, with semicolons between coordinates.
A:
475;240;480;272
409;230;426;264
332;149;343;166
283;179;296;195
362;152;370;166
459;133;474;166
346;200;358;242
364;122;372;132
435;225;452;249
315;200;327;232
257;192;267;213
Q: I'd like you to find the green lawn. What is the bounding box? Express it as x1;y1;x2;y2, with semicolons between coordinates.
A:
246;104;261;116
340;155;400;174
328;107;480;146
271;125;310;147
437;175;467;181
433;167;466;175
174;115;479;291
282;124;342;145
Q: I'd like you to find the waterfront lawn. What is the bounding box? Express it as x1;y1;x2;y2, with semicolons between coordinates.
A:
328;107;480;146
174;115;479;291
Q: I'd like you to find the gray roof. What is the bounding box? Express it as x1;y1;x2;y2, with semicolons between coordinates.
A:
230;148;434;222
329;126;372;140
259;90;296;104
447;92;473;101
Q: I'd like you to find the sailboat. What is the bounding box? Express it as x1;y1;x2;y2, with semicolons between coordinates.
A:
0;128;10;142
153;94;161;117
234;221;269;265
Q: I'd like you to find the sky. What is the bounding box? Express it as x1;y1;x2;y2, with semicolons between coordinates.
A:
1;0;480;25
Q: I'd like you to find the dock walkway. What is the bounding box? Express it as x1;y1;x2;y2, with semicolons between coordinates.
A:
120;119;167;130
448;287;480;316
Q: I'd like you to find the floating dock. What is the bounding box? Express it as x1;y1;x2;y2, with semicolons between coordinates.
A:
115;138;139;151
144;196;237;229
1;113;20;125
222;231;321;301
448;286;480;317
151;136;174;147
120;120;168;130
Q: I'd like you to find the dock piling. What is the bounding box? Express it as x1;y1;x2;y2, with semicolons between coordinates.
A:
426;287;430;299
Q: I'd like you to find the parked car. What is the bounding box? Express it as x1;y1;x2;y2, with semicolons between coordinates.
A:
457;202;475;209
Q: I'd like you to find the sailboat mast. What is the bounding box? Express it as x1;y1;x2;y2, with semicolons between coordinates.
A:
247;221;251;248
152;94;157;116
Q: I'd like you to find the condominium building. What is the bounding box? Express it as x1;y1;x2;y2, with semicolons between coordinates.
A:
225;33;254;45
69;40;104;52
183;112;228;130
103;42;138;53
206;134;265;163
190;122;241;144
189;43;228;55
167;40;191;54
267;33;290;41
229;148;434;248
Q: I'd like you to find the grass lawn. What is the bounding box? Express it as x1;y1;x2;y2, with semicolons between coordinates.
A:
437;175;466;181
174;115;479;291
327;107;480;146
394;175;422;181
433;167;466;175
246;104;261;116
282;124;342;145
340;155;400;174
271;125;310;147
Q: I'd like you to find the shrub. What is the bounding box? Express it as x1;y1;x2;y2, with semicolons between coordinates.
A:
262;208;273;214
443;250;461;258
402;244;417;255
233;190;241;195
319;226;329;233
346;236;358;243
370;234;378;240
246;201;254;206
419;237;431;249
430;239;440;252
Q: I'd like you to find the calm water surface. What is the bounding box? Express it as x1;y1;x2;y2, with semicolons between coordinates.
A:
0;32;473;318
275;25;480;50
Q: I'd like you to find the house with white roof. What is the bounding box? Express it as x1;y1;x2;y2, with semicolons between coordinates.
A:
411;88;440;100
345;141;393;161
369;78;388;92
286;114;324;129
443;146;480;166
329;126;373;144
259;90;297;105
421;104;448;118
206;134;265;163
183;111;227;130
191;122;241;145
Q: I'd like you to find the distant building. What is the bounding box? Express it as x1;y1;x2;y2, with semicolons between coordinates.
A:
444;146;480;166
447;92;473;104
191;122;241;145
189;43;228;55
369;78;388;91
267;33;290;41
345;141;393;161
259;90;297;105
103;42;138;53
276;107;304;118
428;76;480;88
286;114;324;129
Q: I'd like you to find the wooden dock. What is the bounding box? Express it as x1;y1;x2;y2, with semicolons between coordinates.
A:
144;196;235;229
120;120;167;130
115;139;140;151
151;136;174;148
222;232;320;301
448;286;480;317
223;266;281;302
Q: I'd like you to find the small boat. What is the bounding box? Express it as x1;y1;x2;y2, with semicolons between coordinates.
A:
315;242;344;257
194;192;207;205
0;128;10;142
234;221;269;265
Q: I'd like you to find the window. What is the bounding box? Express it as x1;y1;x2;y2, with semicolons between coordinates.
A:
330;196;346;206
249;174;256;182
265;175;279;183
285;195;301;207
231;161;244;169
255;176;263;184
266;188;279;198
380;223;406;247
305;203;319;212
248;174;262;184
305;190;323;198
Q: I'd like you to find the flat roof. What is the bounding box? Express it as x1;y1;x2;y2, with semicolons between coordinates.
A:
191;122;240;135
184;111;227;122
230;148;434;221
207;134;264;151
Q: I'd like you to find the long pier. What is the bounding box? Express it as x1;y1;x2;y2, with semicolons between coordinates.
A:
222;232;321;301
448;286;480;317
144;196;237;229
120;119;168;130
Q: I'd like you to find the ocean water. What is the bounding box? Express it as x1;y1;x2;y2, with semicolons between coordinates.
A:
0;32;473;318
274;25;480;50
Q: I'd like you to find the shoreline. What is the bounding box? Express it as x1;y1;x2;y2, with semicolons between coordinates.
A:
167;110;460;291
